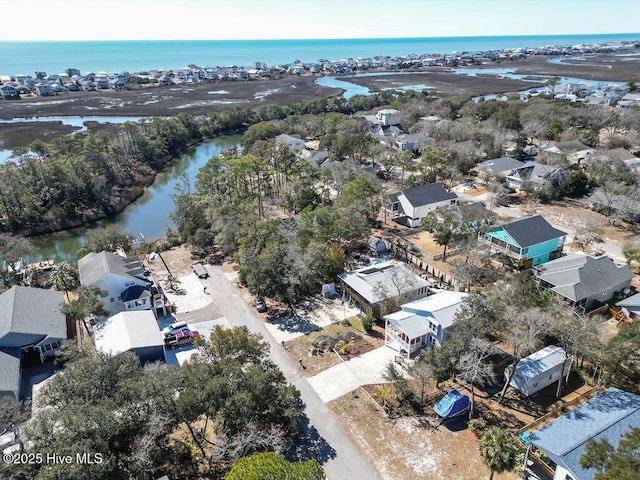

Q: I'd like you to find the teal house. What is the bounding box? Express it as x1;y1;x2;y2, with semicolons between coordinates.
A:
479;215;566;269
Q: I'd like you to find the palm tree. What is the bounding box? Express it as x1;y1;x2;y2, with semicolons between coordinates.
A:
478;427;518;480
49;262;78;300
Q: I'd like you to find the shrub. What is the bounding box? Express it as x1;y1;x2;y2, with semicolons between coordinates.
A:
361;313;374;332
469;417;488;436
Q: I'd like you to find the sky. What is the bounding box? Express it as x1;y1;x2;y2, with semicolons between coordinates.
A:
1;0;639;41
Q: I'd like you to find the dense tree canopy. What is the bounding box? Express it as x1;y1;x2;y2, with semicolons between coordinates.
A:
15;327;305;480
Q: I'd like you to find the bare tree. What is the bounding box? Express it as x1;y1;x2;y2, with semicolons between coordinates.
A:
573;222;605;251
456;338;497;418
373;263;419;315
499;306;549;403
408;355;434;404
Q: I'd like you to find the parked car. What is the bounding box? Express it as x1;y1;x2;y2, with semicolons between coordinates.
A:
254;296;267;313
162;320;188;336
164;329;199;349
192;263;208;279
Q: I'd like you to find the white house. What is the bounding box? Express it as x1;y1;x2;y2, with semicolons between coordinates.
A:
386;183;458;228
375;108;400;126
78;251;152;316
505;345;571;398
384;291;468;359
94;311;165;364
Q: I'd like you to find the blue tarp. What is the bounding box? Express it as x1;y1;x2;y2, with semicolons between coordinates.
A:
433;389;471;418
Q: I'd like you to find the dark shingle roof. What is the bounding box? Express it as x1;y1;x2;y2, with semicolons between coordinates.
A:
478;157;525;174
0;348;21;395
400;183;458;208
529;388;640;480
534;253;634;302
0;286;66;341
501;215;566;248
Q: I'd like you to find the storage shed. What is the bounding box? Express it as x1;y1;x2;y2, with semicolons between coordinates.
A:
505;345;571;397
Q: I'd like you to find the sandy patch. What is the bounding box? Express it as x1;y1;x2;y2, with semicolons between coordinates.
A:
161;272;213;313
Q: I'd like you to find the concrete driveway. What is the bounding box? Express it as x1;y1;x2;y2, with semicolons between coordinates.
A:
308;346;399;403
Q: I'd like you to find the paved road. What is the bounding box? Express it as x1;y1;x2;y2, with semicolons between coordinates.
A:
201;266;382;480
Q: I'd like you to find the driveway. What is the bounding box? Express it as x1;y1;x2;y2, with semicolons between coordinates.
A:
307;346;399;403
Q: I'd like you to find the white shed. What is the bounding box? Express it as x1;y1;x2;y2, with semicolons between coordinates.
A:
505;345;571;397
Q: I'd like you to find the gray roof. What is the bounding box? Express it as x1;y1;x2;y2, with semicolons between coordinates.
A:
553;140;591;153
0;348;21;395
604;148;637;163
478;157;525;174
78;251;148;287
529;388;640;480
339;260;429;304
399;183;458;208
499;215;566;249
275;134;305;150
0;286;66;342
509;162;567;186
534;253;634;303
617;292;640;308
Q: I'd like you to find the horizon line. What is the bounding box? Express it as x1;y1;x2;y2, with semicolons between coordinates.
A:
2;32;640;43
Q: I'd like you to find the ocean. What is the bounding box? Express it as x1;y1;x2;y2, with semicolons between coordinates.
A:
1;33;639;77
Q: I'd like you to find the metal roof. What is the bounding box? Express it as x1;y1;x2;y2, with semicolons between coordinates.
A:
529;388;640;480
95;311;164;356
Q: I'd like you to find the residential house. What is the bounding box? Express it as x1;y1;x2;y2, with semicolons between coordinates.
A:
528;388;640;480
505;162;568;192
617;91;640;109
337;260;430;319
94;311;165;363
395;132;432;152
78;251;153;316
534;252;634;314
386;183;459;228
0;286;68;399
0;85;19;100
540;140;593;165
582;95;612;107
275;134;306;152
384;291;468;359
505;345;571;398
376;108;400;126
479;215;567;268
476;157;526;178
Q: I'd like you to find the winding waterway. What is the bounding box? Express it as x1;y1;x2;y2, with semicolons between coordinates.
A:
29;134;241;263
15;68;628;262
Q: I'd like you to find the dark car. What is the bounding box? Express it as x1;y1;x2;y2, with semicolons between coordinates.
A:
254;296;267;313
192;263;209;279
